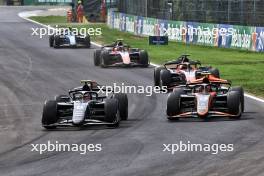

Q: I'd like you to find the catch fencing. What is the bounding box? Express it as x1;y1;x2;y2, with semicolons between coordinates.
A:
116;0;264;27
107;10;264;52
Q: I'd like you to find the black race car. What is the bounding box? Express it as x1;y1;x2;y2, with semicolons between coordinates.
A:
154;54;220;89
49;28;91;48
42;80;128;129
94;40;149;67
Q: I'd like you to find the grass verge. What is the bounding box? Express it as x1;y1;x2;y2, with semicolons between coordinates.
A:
29;15;264;97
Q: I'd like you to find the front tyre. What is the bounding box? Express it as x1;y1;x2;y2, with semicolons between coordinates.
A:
84;36;91;48
104;99;120;127
154;66;165;86
53;36;60;48
100;51;110;68
167;88;185;120
227;91;242;119
49;35;54;47
42;100;58;129
230;86;244;112
139;50;149;67
94;50;101;66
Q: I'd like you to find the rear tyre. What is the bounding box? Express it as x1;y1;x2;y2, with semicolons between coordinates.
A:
230;86;244;112
154;66;165;86
42;100;58;129
139;50;149;67
94;50;101;66
114;93;128;120
49;35;54;47
227;91;242;119
160;69;171;87
104;99;119;127
210;68;220;78
167;88;185;120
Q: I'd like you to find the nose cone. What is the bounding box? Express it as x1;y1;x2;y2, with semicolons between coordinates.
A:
196;94;210;117
72;102;89;125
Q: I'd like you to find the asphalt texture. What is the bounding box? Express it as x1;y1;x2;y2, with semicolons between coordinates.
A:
0;6;264;176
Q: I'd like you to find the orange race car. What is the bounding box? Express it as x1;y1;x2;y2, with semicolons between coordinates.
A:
166;76;244;121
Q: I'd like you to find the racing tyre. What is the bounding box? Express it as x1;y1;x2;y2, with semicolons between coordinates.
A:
100;51;110;68
84;36;91;48
160;69;171;87
210;68;220;78
230;86;244;112
42;100;58;129
139;50;149;67
105;99;119;127
114;93;128;120
167;88;185;120
227;91;242;119
55;95;70;103
154;66;165;86
94;50;101;66
54;36;60;48
49;35;54;47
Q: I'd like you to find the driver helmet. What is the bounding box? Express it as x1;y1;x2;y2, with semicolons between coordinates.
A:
83;94;91;102
82;83;91;91
117;41;123;46
180;64;187;70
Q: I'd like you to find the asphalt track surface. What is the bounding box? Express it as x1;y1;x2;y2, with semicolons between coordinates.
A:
1;6;264;176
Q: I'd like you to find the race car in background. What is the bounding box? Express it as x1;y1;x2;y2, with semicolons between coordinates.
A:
49;28;91;48
154;54;220;90
41;80;128;129
166;76;244;121
94;39;149;67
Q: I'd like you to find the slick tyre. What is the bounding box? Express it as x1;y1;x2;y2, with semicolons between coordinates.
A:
42;100;58;129
100;51;110;68
139;50;149;67
49;35;54;47
54;36;60;48
230;86;244;112
154;66;165;86
105;99;119;127
160;69;171;87
84;36;91;48
94;50;101;66
166;88;185;120
210;68;220;78
227;91;242;119
114;93;128;120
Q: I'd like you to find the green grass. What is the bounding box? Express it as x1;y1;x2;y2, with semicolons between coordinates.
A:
30;16;264;97
30;16;67;24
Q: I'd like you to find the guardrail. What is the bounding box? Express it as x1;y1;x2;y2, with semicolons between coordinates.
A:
107;9;264;52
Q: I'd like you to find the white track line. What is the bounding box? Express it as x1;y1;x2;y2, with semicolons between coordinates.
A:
18;10;264;104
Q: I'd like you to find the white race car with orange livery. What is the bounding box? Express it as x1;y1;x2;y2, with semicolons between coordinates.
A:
154;54;220;90
93;39;149;67
166;75;244;121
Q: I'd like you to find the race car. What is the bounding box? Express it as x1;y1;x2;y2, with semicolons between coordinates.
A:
166;76;244;121
49;28;91;48
154;54;220;89
41;80;128;129
93;39;149;67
